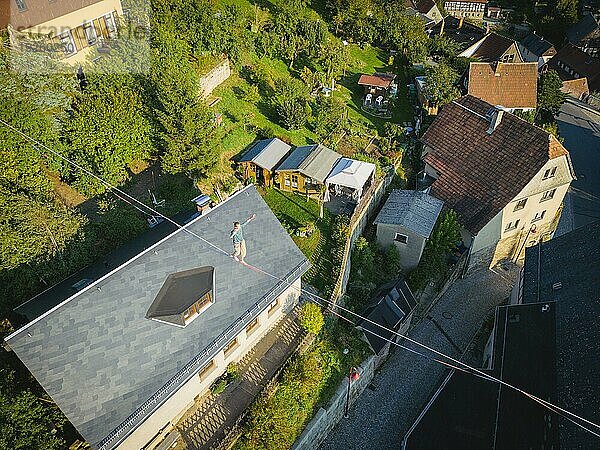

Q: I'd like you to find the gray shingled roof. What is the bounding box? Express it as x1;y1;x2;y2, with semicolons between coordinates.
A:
276;144;341;183
237;138;291;170
521;33;555;57
373;190;444;239
521;221;600;448
5;186;309;450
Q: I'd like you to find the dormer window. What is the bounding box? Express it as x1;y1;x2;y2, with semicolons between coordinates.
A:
146;266;215;327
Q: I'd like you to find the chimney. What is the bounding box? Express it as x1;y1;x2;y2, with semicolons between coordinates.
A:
487;109;504;134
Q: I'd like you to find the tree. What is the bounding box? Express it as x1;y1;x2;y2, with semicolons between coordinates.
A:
62;80;153;195
378;8;428;63
538;70;566;117
425;63;461;108
298;302;324;335
272;78;309;130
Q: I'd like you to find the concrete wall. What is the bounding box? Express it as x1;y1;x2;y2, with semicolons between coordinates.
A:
199;59;231;98
117;278;302;450
376;223;427;271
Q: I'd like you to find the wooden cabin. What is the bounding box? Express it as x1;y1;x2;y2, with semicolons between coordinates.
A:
237;138;292;187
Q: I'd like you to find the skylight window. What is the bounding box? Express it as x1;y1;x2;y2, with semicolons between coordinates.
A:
146;267;215;327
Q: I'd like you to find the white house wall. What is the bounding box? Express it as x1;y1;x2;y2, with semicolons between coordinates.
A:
116;277;302;450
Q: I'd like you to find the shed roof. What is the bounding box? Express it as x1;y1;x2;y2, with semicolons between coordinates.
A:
422;95;571;234
238;138;291;170
276;144;341;183
467;62;538;109
326;158;376;191
374;190;443;239
5;186;309;450
358;279;416;355
358;73;396;89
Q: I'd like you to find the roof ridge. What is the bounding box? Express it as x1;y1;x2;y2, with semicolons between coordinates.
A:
5;185;255;341
299;144;320;170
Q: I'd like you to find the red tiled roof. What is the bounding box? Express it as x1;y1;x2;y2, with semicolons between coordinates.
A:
358;73;395;88
421;95;569;234
468;62;538;109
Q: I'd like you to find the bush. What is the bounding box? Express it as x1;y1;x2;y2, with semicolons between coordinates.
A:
226;362;239;381
298;303;324;335
210;378;227;395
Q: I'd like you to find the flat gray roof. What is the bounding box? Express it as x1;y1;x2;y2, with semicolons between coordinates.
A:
5;186;309;449
374;190;444;238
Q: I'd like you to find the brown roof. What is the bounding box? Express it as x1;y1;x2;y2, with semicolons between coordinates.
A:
561;78;590;98
421;95;569;234
358;73;396;89
7;0;104;30
547;44;600;92
415;0;436;13
0;0;9;30
467;62;538;109
469;33;518;62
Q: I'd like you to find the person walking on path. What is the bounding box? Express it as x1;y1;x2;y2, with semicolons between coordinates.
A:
230;214;256;263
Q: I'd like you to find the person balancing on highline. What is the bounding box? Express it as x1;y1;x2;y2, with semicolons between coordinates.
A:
230;214;256;263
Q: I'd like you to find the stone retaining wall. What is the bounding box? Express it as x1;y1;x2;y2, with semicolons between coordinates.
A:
292;354;382;450
199;58;231;98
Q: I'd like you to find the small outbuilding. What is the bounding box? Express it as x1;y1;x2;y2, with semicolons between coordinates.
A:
374;190;444;271
237;138;292;186
324;158;376;203
357;278;417;357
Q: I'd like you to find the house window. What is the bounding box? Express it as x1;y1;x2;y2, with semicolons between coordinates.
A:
104;13;117;38
224;338;238;357
182;291;213;325
15;0;27;12
394;233;408;244
59;32;76;56
540;189;556;202
513;199;527;211
542;167;557;179
83;22;97;45
284;176;290;186
532;210;546;222
505;219;519;231
267;298;280;316
291;175;298;188
246;317;259;336
198;359;215;380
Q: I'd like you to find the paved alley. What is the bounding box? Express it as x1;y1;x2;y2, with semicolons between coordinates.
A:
319;265;518;450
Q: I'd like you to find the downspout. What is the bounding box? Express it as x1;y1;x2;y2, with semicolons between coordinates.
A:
462;232;476;279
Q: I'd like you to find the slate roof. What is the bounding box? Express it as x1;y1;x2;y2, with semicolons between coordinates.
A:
276;144;341;183
357;279;416;355
421;95;570;234
547;44;600;91
238;138;291;171
358;73;396;88
521;33;556;57
467;62;538;109
373;190;443;239
521;221;600;448
566;13;600;46
461;32;520;62
5;186;310;450
403;302;558;449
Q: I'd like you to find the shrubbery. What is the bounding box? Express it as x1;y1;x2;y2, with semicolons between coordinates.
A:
298;303;324;335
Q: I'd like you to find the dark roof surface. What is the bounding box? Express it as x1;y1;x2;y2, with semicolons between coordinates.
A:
521;221;600;448
547;44;600;91
521;33;556;57
464;33;518;62
373;190;443;239
358;279;416;355
403;302;557;449
5;186;309;450
276;144;341;183
145;266;214;324
432;16;486;50
467;62;538;109
358;73;396;88
238;138;291;170
567;13;600;45
422;95;569;233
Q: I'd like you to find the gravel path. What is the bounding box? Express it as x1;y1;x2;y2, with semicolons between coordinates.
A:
319;265;517;450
